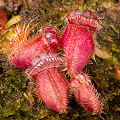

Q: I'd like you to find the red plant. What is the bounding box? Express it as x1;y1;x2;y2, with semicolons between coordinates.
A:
61;9;101;114
27;53;68;113
9;26;59;68
7;23;68;113
60;9;99;75
70;73;101;114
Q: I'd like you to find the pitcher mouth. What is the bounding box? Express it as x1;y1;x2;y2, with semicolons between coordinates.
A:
27;52;63;76
67;9;99;28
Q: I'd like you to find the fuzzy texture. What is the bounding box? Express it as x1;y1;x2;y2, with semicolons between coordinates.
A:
70;73;101;114
9;26;59;68
35;68;68;113
27;53;68;113
61;23;94;75
60;9;99;75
